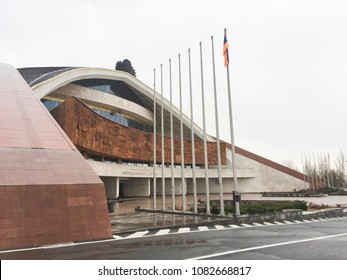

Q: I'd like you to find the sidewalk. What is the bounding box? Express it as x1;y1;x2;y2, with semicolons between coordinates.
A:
110;212;227;234
109;194;347;234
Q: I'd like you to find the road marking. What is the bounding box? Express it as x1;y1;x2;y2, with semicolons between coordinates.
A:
126;230;149;238
1;216;346;254
113;216;347;240
40;242;76;250
241;223;253;227
198;226;209;231
229;224;240;228
177;227;190;233
155;229;171;236
188;232;347;260
215;225;226;229
113;235;124;239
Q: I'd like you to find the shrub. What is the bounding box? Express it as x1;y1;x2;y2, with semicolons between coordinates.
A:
193;200;307;215
307;202;329;209
210;205;221;215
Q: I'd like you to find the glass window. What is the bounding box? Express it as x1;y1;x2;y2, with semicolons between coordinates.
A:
41;99;62;111
72;79;146;108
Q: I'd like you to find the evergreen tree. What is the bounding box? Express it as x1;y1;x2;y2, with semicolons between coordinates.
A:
115;59;136;77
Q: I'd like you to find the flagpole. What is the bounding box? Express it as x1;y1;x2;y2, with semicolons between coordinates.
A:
153;68;157;211
199;42;211;215
160;63;166;210
188;48;198;214
224;28;240;217
211;35;225;216
169;58;175;211
178;54;186;212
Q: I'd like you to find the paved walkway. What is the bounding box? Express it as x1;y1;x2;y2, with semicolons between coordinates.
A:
110;212;226;234
109;194;347;234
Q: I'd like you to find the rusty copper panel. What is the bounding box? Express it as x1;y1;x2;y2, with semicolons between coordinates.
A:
52;96;227;165
0;63;112;250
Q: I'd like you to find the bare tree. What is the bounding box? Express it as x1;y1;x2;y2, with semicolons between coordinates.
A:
281;159;298;171
335;151;346;188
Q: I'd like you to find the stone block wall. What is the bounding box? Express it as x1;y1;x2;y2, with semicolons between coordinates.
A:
0;184;111;249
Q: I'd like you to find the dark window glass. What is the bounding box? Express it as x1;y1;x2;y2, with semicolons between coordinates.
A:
42;99;62;111
72;79;146;108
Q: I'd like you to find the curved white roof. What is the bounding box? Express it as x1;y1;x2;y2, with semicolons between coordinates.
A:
31;67;215;142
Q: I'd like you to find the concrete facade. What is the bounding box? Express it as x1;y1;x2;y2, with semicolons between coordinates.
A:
17;66;307;200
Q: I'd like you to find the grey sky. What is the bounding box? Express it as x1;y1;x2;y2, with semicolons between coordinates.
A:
1;0;346;169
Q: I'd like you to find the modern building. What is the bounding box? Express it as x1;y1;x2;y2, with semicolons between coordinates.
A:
18;65;306;199
0;63;306;250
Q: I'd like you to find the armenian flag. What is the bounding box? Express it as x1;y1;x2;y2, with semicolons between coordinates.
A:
223;30;229;67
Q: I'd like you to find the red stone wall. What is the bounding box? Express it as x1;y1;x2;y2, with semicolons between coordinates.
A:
51;97;227;165
0;64;113;250
0;184;111;249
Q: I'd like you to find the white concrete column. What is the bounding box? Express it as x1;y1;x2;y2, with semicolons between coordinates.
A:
147;178;151;196
116;177;120;199
101;177;118;199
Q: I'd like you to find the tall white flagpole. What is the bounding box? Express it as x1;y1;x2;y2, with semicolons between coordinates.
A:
169;59;175;211
153;68;157;211
211;35;225;216
178;54;186;212
160;64;166;210
224;28;240;217
188;48;198;214
199;42;211;215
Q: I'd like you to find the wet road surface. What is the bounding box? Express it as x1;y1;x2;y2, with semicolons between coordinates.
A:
1;216;347;260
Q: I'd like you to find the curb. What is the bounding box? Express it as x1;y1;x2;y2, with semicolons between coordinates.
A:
111;207;346;235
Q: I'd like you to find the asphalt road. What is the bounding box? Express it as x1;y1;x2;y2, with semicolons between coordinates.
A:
1;217;347;260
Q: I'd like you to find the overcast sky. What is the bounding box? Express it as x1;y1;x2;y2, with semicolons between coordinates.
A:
1;0;346;170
